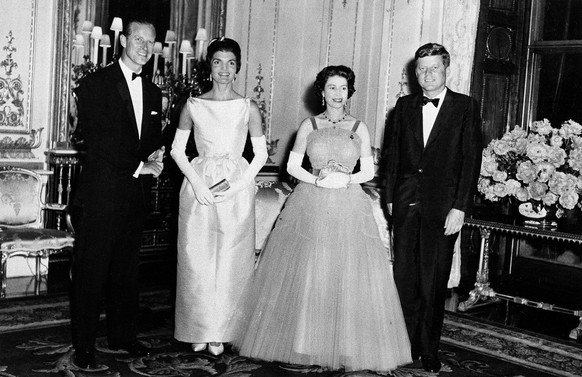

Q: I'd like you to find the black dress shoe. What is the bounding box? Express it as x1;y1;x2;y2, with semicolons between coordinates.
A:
108;341;150;357
421;354;441;373
74;349;97;369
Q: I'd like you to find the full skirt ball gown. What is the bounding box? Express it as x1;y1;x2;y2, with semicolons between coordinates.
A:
232;120;412;372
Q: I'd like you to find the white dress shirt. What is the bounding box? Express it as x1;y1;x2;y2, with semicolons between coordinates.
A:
422;87;447;146
118;59;144;138
118;59;145;177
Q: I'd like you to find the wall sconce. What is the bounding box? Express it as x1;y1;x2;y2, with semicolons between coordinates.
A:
110;17;123;58
90;26;103;65
99;35;111;66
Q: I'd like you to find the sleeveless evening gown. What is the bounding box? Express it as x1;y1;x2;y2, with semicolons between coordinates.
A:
232;118;412;372
174;97;256;343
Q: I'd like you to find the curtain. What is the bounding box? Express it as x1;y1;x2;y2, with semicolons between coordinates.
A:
442;0;480;95
170;0;199;44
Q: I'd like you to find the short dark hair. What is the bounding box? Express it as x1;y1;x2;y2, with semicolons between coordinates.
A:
414;43;450;67
122;17;156;38
206;37;242;73
314;65;356;99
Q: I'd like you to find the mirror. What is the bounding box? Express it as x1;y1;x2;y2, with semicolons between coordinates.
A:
52;0;226;149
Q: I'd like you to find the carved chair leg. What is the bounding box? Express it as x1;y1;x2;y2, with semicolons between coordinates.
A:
569;317;582;340
1;252;6;299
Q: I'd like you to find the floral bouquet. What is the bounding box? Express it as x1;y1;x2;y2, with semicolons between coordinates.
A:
478;119;582;218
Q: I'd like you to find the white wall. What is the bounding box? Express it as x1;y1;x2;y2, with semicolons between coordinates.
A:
0;0;57;169
226;0;479;168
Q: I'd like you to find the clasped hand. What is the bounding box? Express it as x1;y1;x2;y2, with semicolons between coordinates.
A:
191;181;215;206
317;172;350;189
191;179;248;206
141;146;165;178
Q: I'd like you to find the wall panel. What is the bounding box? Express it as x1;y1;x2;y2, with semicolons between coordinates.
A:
0;0;57;168
227;0;479;169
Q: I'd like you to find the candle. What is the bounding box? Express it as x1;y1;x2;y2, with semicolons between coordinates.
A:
164;31;176;56
194;28;208;61
90;26;103;65
179;40;193;76
201;40;209;60
100;35;111;66
110;17;123;58
74;34;84;65
81;20;93;61
165;30;177;70
162;46;171;74
152;42;163;79
187;56;195;79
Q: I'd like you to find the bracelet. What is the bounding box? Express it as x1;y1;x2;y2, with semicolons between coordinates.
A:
314;177;320;187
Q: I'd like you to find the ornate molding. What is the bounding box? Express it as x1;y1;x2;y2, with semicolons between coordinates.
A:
50;0;73;149
0;127;43;159
0;0;40;160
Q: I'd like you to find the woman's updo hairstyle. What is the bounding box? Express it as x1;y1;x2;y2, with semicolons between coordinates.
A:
314;65;356;99
206;37;242;73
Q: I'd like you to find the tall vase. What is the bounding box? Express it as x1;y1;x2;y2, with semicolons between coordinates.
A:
518;202;558;230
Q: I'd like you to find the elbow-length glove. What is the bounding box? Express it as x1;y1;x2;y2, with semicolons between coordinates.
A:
220;135;268;198
287;151;350;189
170;128;214;205
349;156;375;185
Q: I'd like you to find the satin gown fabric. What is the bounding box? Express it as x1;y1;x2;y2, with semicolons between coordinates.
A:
233;123;412;372
174;98;256;343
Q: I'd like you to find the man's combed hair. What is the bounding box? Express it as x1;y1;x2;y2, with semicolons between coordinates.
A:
414;43;450;68
122;17;156;37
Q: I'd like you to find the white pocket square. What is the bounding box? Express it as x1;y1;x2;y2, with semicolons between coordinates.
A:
151;111;158;115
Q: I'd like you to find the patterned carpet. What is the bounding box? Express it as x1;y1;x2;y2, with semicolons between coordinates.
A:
0;290;580;377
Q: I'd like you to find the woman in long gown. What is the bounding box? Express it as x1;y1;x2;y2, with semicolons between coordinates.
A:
170;38;267;356
233;65;411;372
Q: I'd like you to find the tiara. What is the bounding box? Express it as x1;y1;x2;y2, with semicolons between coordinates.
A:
208;36;226;46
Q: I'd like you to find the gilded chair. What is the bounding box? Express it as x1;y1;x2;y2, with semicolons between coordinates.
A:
0;166;74;298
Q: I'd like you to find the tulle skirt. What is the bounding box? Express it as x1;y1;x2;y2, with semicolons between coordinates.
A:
232;183;411;372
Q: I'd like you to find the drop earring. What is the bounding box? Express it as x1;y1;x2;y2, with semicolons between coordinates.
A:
321;97;325;106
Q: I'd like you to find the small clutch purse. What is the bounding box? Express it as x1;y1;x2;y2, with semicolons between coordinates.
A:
209;178;230;193
318;160;350;179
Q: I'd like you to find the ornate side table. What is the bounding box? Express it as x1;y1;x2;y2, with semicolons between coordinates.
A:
458;217;582;340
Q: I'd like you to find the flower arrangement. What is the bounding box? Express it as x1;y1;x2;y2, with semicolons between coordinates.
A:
478;119;582;218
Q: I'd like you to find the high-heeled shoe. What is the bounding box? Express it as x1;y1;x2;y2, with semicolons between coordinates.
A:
192;343;207;352
208;342;224;356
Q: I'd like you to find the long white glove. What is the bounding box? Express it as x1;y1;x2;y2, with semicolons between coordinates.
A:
287;151;318;184
287;151;350;189
216;135;268;200
348;156;375;184
170;128;214;205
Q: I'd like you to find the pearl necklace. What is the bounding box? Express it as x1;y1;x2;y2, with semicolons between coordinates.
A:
323;111;347;125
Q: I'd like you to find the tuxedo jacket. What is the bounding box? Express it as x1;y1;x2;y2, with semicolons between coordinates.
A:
384;88;482;226
73;62;163;213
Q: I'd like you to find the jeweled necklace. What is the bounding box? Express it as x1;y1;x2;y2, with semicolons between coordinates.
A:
323;111;347;125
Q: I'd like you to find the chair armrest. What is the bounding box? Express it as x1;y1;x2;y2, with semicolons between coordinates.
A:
43;203;67;212
42;203;75;234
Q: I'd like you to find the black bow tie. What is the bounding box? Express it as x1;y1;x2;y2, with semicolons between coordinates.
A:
422;96;439;107
132;72;144;80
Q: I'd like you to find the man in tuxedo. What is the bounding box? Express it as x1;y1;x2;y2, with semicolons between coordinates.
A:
70;17;164;370
384;43;482;373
